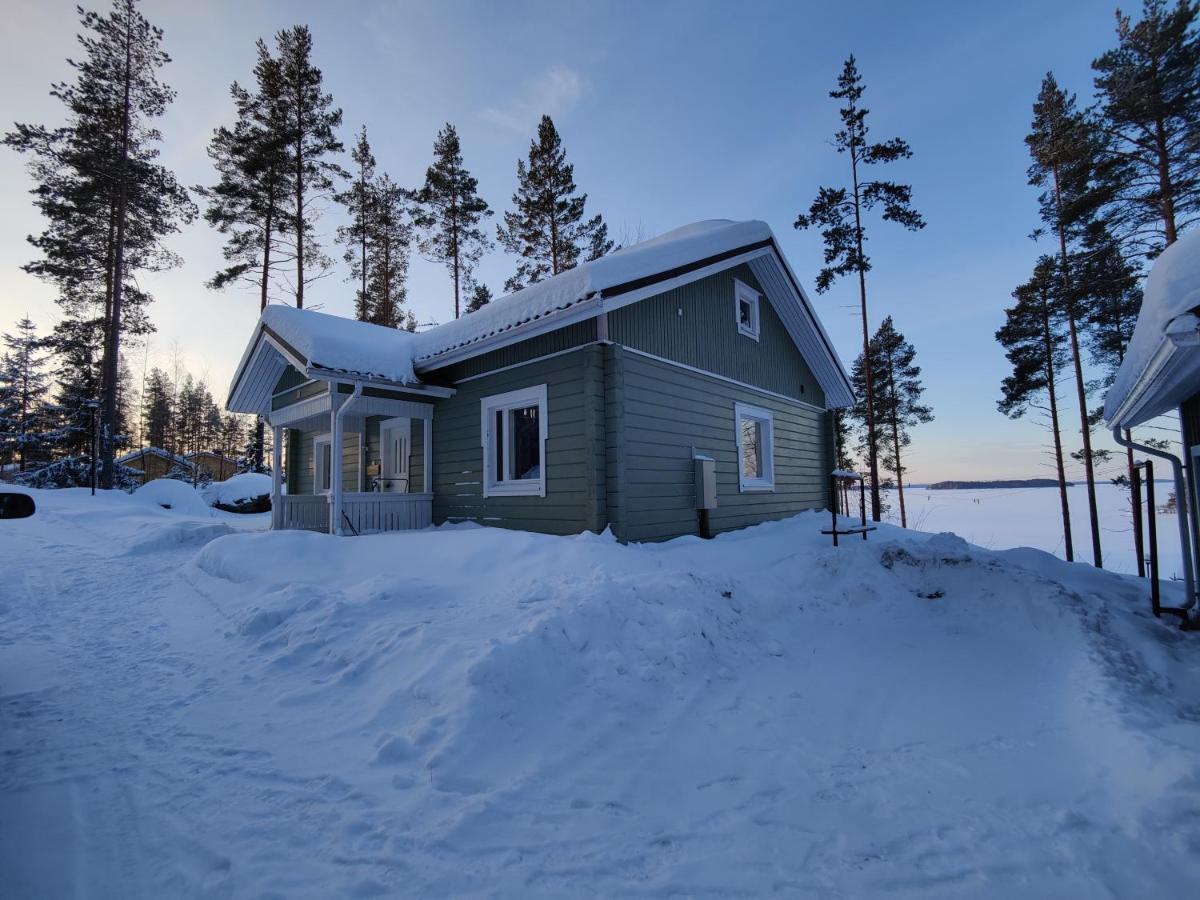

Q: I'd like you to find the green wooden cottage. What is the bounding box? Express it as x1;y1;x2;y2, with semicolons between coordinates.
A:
226;219;855;542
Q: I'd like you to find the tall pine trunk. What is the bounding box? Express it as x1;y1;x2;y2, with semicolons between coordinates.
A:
1154;115;1177;246
1041;298;1074;562
885;350;907;528
452;221;460;320
293;69;304;309
1052;166;1101;567
253;182;275;472
99;6;134;490
850;145;882;521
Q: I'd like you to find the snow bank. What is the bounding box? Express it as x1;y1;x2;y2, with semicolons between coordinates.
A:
200;472;271;507
1104;227;1200;422
261;304;419;384
133;478;213;516
181;513;1200;895
8;486;1200;896
413;219;772;361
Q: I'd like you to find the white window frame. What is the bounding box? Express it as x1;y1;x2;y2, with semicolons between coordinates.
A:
735;402;775;492
481;384;548;498
734;278;761;341
313;432;333;495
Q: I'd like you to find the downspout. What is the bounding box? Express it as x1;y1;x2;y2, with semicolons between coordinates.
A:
331;381;363;536
1112;425;1196;615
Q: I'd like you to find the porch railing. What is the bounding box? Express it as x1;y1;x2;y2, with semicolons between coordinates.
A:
278;492;433;534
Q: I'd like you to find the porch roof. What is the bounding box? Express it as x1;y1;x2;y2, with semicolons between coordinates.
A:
228;306;450;416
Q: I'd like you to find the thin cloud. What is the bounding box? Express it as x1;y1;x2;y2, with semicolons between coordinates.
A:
481;65;585;133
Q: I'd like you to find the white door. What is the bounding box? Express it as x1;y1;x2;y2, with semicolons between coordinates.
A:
380;418;411;493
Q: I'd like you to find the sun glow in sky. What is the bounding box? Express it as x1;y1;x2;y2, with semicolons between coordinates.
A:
0;0;1134;482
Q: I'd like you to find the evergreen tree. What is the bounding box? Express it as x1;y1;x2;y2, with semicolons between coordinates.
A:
1092;0;1200;253
794;55;925;521
1026;72;1106;567
198;39;292;306
5;0;194;488
831;410;855;473
335;125;377;322
197;38;292;472
365;173;413;329
997;256;1075;561
466;281;493;314
0;318;53;471
413;123;492;319
140;366;173;450
497;115;611;293
871;317;932;528
275;25;345;308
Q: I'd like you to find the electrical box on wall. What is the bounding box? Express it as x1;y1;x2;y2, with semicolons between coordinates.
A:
694;455;717;510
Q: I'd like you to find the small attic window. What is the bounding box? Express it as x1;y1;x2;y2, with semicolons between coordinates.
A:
734;278;760;340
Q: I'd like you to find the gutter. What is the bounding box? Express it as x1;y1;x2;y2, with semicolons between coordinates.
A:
330;382;363;536
1112;425;1196;619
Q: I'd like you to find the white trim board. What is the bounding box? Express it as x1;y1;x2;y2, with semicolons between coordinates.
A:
620;347;827;413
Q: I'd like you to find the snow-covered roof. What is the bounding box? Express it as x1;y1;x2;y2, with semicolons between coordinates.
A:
413;220;774;363
118;447;191;467
1104;229;1200;428
261;304;419;385
228;219;855;413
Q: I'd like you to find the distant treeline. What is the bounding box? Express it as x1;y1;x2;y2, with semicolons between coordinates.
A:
927;479;1073;490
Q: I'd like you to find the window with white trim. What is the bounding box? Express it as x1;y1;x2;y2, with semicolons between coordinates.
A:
481;384;548;497
314;433;332;494
735;403;774;491
734;278;761;340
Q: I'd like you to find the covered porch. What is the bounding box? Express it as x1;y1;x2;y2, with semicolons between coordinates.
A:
226;305;454;536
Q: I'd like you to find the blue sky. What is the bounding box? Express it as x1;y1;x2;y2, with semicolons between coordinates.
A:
0;0;1134;481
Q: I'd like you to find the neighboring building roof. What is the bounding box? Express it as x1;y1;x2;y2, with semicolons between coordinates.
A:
1104;229;1200;428
117;447;192;467
228;219;855;412
185;451;237;462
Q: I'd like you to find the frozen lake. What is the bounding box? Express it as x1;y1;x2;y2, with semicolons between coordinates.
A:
880;482;1186;580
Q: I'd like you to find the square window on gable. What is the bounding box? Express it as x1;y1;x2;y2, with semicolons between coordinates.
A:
734;278;761;340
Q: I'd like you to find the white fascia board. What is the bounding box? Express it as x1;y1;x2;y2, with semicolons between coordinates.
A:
1108;314;1200;427
414;295;604;373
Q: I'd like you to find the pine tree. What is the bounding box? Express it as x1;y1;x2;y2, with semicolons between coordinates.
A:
197;38;292;472
794;55;925;521
5;0;194;488
413;123;492;320
1027;73;1106;567
335;126;377;322
275;25;345;308
0;318;53;472
140;366;173;451
466;281;493;314
870;317;931;528
997;257;1075;561
831;410;855;473
497;115;611;293
1092;0;1200;254
365;174;413;329
198;39;292;306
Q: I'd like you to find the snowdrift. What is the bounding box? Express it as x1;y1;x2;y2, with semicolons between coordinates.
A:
182;514;1200;896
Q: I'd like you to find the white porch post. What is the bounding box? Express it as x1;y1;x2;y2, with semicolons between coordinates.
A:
271;424;283;530
423;412;433;494
330;398;343;535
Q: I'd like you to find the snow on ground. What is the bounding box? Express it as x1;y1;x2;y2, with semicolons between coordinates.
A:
199;472;272;507
884;482;1183;579
2;487;1199;896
